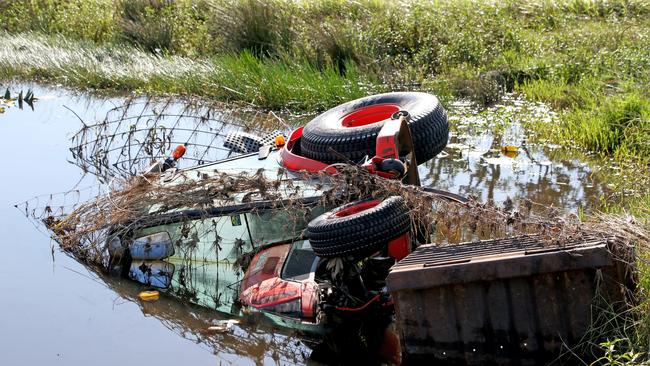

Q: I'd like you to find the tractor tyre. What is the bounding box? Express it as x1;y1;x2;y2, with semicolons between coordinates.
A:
307;196;410;258
300;92;448;165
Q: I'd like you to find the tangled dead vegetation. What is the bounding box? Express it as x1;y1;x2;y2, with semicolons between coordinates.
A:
30;161;648;273
15;95;644;274
68;96;287;183
26;161;649;365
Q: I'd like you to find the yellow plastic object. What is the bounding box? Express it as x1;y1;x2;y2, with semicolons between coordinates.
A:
501;145;519;158
138;290;160;301
503;150;518;158
275;134;286;147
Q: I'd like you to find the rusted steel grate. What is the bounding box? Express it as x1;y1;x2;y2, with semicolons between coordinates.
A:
387;235;631;365
395;235;603;268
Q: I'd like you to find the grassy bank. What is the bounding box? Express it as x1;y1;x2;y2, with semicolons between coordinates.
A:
1;0;648;160
0;33;377;111
1;0;647;213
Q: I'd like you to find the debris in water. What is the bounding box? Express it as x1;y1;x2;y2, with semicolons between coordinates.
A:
482;156;527;166
15;94;649;365
138;291;160;301
67;96;280;182
501;145;519;158
207;319;240;333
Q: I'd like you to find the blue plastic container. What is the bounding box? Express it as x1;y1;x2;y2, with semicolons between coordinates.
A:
129;231;174;260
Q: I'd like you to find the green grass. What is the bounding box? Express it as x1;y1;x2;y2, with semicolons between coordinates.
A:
562;93;650;158
2;2;648;111
0;32;376;110
1;1;648;123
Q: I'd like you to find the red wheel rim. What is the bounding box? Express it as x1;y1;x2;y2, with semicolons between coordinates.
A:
340;104;400;128
332;200;380;218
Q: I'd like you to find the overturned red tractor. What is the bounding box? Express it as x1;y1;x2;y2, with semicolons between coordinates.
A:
105;91;453;357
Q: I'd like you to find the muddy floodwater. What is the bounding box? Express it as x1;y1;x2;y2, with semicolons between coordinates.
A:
0;84;614;365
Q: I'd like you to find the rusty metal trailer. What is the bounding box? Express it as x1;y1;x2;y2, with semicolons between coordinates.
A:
387;235;634;365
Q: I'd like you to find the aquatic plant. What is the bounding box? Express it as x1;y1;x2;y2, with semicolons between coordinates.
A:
0;88;36;110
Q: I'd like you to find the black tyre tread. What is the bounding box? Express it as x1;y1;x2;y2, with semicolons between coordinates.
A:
410;105;449;163
306;196;410;258
311;238;395;258
307;210;407;241
300;92;449;165
310;219;409;257
307;199;407;237
309;216;410;248
309;216;410;251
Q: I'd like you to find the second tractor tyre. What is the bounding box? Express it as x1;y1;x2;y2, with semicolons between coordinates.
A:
307;196;410;258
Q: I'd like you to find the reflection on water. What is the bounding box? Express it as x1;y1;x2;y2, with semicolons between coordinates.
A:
97;271;314;365
0;84;621;365
423;96;610;213
0;84;312;366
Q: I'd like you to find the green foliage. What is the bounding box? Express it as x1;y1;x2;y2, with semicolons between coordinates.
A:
117;0;175;52
207;0;296;57
591;339;645;365
211;51;376;110
567;93;650;157
116;0;213;56
0;33;373;111
0;0;114;42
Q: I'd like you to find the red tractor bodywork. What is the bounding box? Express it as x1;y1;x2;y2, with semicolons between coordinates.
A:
239;243;320;323
279;127;336;174
279;115;420;185
238;233;412;325
241;113;418;325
